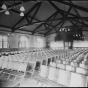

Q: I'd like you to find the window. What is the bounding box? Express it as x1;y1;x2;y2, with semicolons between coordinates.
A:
19;36;29;48
3;36;8;48
0;36;2;48
37;37;44;48
0;36;8;48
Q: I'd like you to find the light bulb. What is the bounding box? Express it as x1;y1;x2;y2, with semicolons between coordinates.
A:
12;33;14;36
5;10;10;15
81;36;83;38
20;5;25;12
20;12;24;16
68;29;70;31
59;29;61;32
76;34;78;37
65;30;67;32
1;3;7;10
62;28;64;31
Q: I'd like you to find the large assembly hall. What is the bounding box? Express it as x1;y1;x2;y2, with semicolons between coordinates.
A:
0;0;88;87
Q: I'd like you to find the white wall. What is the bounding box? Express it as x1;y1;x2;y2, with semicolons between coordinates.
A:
73;31;88;47
46;33;64;49
0;31;46;49
46;31;88;49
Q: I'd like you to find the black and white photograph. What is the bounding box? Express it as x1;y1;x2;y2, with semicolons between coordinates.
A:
0;0;88;87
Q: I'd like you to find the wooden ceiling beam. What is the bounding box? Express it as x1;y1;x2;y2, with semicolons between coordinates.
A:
44;20;63;36
69;1;85;27
0;1;28;13
65;6;72;18
12;2;40;32
53;8;88;26
28;15;56;27
32;11;59;33
29;2;42;24
48;1;64;17
34;21;63;34
47;11;59;32
0;24;12;29
55;0;88;13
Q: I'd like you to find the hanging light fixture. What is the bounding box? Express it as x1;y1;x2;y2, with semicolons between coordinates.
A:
20;11;24;16
62;28;64;31
20;1;25;16
59;29;61;32
1;3;7;10
20;5;25;12
5;10;10;15
65;29;67;32
68;28;70;31
12;33;14;36
1;1;10;15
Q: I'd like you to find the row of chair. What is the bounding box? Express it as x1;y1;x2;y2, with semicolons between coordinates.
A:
39;48;88;87
0;48;88;87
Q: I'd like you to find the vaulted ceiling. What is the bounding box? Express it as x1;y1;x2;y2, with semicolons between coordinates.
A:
0;0;88;36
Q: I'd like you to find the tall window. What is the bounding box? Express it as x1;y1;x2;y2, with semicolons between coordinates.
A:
0;36;8;48
0;36;2;48
37;37;44;48
19;36;29;48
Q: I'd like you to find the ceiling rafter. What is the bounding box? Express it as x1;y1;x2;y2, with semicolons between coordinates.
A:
5;8;54;28
28;15;54;27
44;24;47;29
69;19;75;25
34;20;63;34
0;1;29;13
65;6;72;18
48;0;64;17
1;1;88;36
0;29;33;35
26;17;30;24
57;20;65;32
32;11;59;34
48;1;72;32
29;2;42;24
29;14;88;27
47;11;59;32
46;21;65;36
47;11;58;28
48;1;88;27
8;4;88;28
65;25;88;27
44;20;63;36
35;17;88;21
32;23;44;34
56;7;88;26
21;16;88;24
56;0;88;13
73;19;88;26
69;1;88;33
17;29;32;32
46;32;57;35
61;6;72;30
28;15;88;26
0;24;12;29
69;1;85;27
12;2;40;32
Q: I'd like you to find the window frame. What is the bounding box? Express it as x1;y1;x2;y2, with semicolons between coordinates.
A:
18;35;29;48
